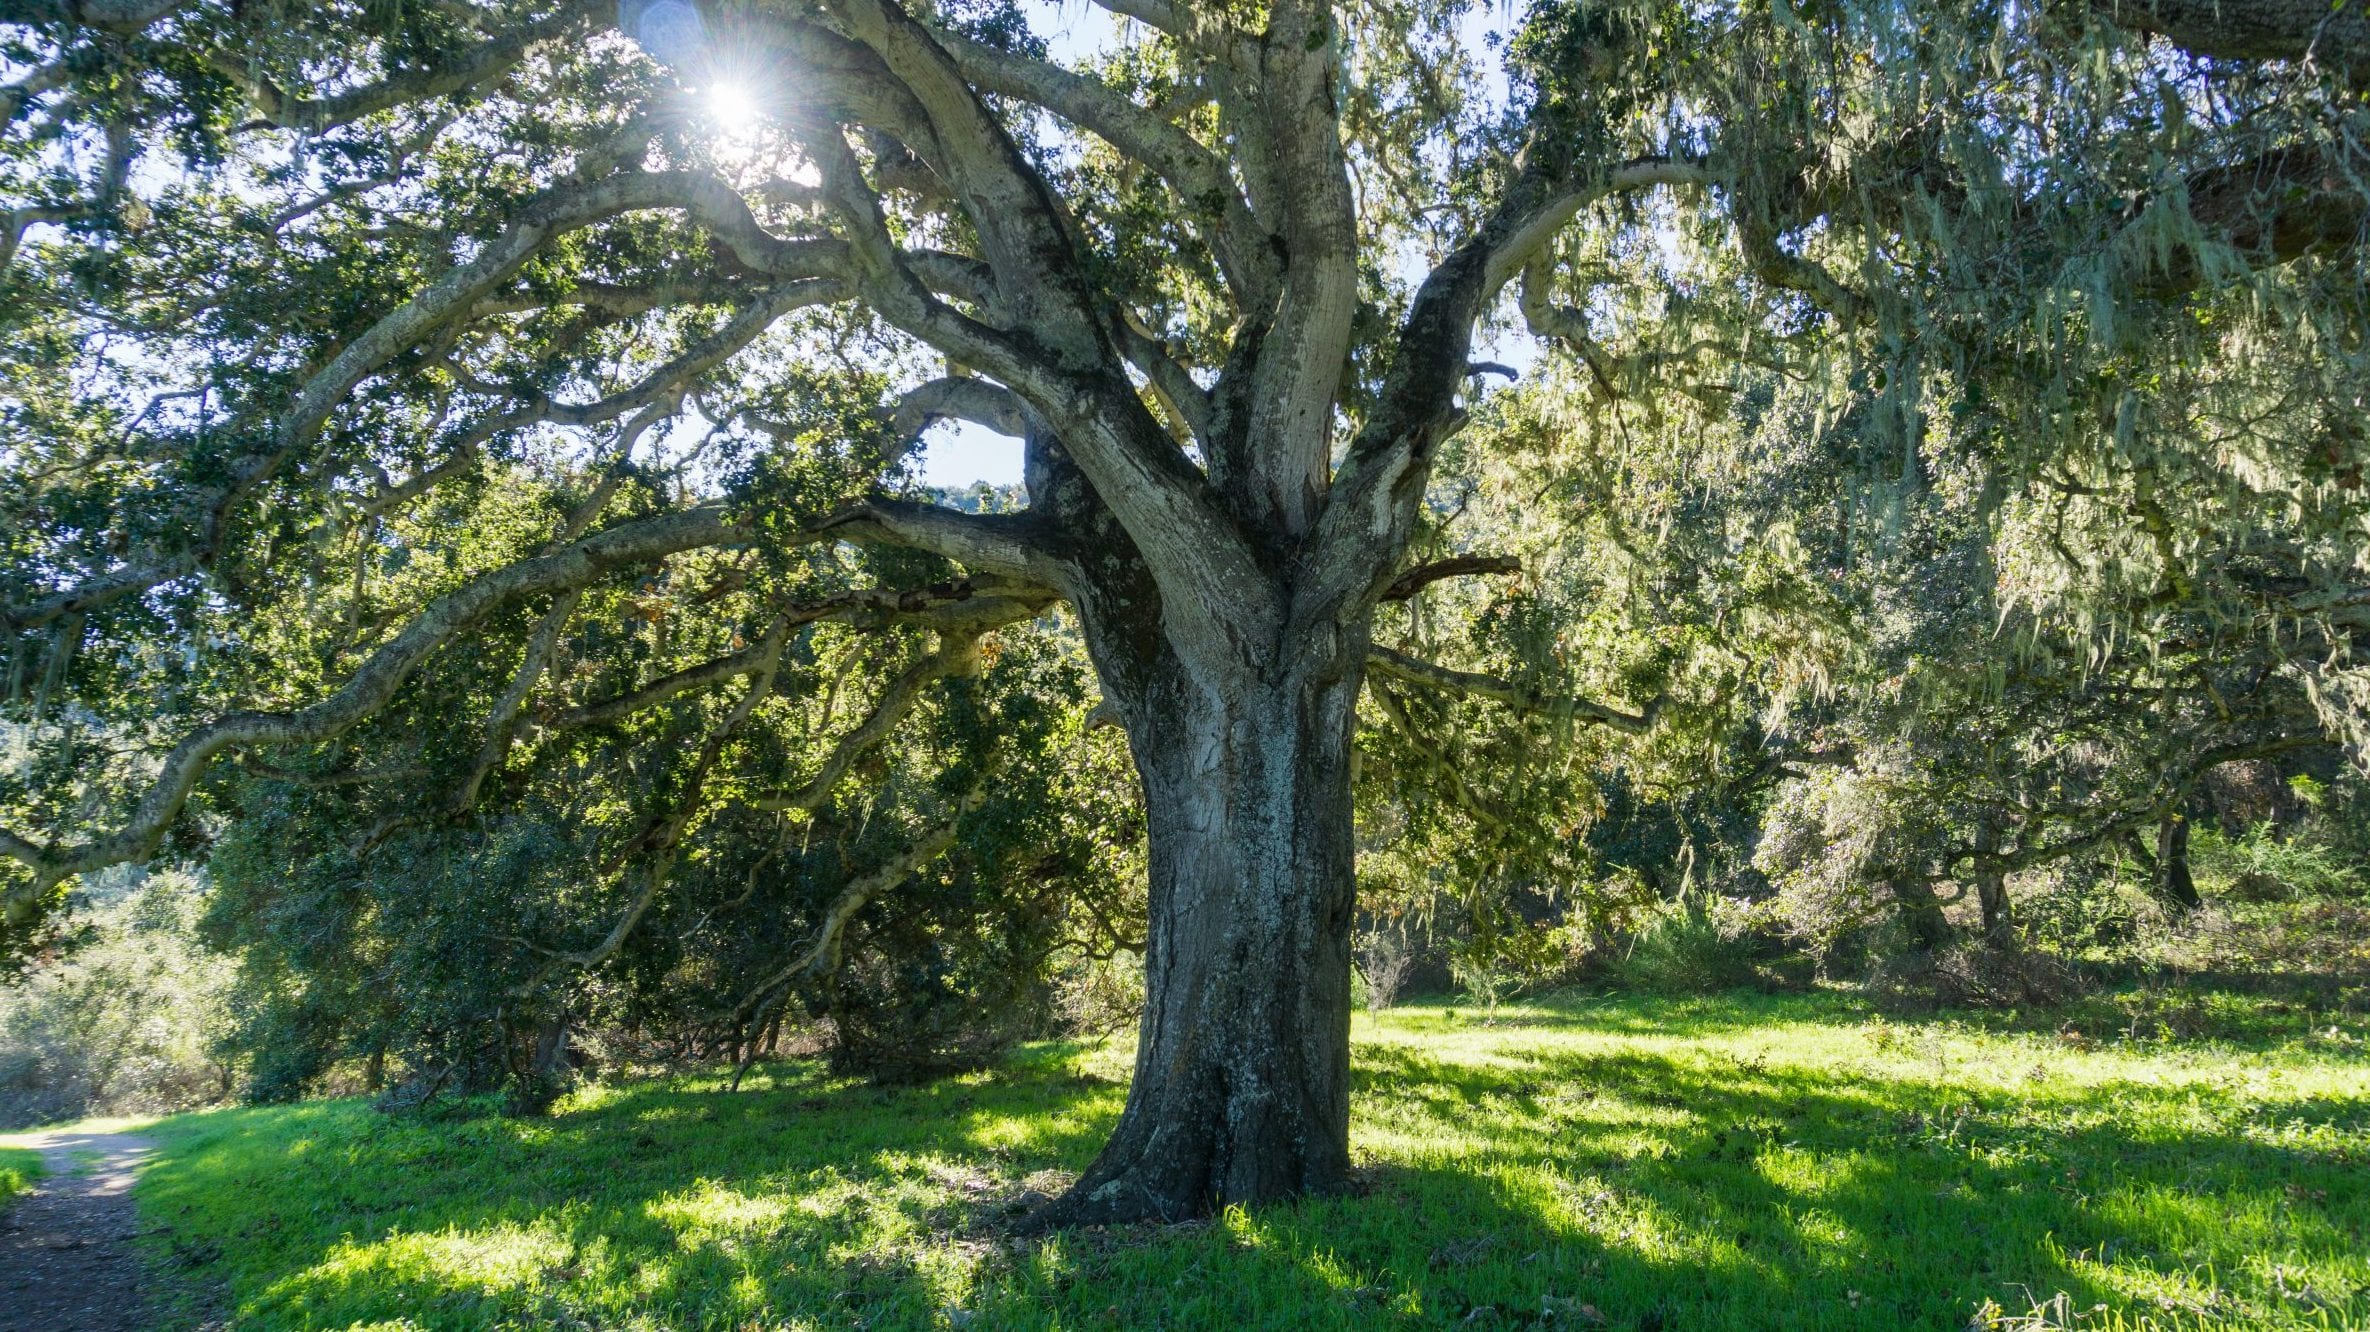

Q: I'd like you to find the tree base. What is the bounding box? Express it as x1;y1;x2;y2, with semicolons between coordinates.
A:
1017;1160;1357;1232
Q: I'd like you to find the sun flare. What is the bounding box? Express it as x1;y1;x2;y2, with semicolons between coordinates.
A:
705;80;761;133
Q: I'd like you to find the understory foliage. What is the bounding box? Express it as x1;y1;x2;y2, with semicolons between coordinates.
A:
0;866;233;1125
1;0;2366;1119
0;1145;36;1207
194;587;1146;1101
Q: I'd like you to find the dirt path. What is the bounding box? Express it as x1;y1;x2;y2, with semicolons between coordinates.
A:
0;1131;158;1331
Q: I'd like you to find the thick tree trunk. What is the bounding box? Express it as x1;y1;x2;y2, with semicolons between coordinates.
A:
1971;818;2013;945
530;1011;572;1079
2154;812;2201;914
1033;638;1364;1226
1889;877;1952;952
1975;867;2012;943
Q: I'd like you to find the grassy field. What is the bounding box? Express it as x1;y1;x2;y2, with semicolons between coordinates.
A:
0;1143;39;1209
124;989;2367;1331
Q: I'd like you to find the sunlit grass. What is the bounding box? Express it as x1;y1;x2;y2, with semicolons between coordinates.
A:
128;990;2369;1330
0;1143;39;1208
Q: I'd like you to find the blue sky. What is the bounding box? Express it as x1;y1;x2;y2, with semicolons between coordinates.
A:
917;419;1025;488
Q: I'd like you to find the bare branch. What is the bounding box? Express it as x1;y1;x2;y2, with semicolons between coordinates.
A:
1111;316;1214;445
1365;677;1506;830
1481;156;1715;297
1366;645;1659;734
719;788;981;1023
1081;0;1187;39
830;0;1106;332
449;590;582;815
936;28;1277;304
547;642;777;731
1734;218;1869;326
820;498;1071;588
889;376;1029;439
1379;554;1520;603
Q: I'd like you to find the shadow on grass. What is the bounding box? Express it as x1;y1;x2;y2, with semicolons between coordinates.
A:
1414;982;2370;1055
1350;1039;2365;1326
133;1002;2369;1331
1376;989;1856;1041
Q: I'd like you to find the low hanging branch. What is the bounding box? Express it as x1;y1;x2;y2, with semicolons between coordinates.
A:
1365;677;1508;831
514;616;799;996
1939;734;2327;886
450;589;583;816
755;631;983;814
1378;554;1521;603
716;785;986;1028
510;612;1013;1002
544;580;1047;731
0;506;742;906
0;502;1053;911
1365;645;1662;734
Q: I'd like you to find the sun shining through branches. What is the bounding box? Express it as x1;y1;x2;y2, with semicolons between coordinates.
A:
703;80;761;144
706;80;759;128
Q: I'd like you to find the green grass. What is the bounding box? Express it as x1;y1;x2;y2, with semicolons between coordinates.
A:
129;990;2368;1331
0;1143;41;1209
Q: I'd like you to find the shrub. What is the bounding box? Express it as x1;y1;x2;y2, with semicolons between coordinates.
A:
2193;826;2367;903
1870;941;2090;1009
822;907;1063;1084
0;867;234;1127
1615;895;1763;995
1355;925;1418;1010
0;1146;39;1209
826;972;1039;1085
2015;861;2146;958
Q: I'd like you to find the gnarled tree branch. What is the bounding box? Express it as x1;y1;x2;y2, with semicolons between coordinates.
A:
1;506;746;903
1366;645;1660;734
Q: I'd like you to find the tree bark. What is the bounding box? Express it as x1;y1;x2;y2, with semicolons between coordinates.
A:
1889;877;1953;952
530;1011;572;1079
2153;812;2201;914
1032;569;1366;1225
1974;867;2013;943
1972;818;2014;945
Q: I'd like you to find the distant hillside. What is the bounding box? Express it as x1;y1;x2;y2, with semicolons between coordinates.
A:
927;481;1028;514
